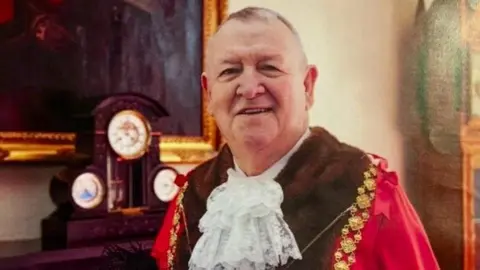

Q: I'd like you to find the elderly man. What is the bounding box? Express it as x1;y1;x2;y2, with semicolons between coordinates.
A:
147;6;440;270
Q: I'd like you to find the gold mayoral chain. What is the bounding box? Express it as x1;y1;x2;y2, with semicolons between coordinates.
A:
333;164;377;270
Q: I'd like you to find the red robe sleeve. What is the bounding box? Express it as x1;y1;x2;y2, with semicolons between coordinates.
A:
371;169;440;270
334;155;440;270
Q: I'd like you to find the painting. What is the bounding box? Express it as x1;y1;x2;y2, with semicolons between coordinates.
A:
0;0;228;163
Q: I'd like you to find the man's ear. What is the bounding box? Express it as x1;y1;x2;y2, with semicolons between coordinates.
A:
303;65;318;109
201;72;212;112
201;72;208;92
201;72;210;97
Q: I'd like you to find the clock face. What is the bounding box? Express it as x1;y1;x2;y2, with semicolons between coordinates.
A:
107;110;151;159
71;172;105;209
153;168;179;202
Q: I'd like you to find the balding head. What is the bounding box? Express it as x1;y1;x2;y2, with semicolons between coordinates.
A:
206;7;307;71
220;7;302;44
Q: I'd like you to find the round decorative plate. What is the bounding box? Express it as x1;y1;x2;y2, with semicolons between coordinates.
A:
153;168;179;202
71;172;104;209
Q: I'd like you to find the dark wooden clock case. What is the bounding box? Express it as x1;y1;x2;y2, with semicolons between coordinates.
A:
41;93;174;251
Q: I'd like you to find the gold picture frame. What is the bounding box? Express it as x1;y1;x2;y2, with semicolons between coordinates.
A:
0;0;228;164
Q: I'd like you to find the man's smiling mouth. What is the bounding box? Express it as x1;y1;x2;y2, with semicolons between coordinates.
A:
238;108;273;115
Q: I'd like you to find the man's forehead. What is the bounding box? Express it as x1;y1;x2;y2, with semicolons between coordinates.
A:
213;47;285;64
213;19;293;43
208;20;294;58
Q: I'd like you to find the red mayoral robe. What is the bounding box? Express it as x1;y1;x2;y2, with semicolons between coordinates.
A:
151;127;440;270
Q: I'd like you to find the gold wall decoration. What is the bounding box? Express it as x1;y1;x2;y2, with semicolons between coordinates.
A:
0;0;228;164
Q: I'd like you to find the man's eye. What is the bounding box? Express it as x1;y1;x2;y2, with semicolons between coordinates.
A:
260;65;277;71
219;68;239;77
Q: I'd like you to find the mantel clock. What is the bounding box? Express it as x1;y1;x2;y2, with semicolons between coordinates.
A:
42;93;180;250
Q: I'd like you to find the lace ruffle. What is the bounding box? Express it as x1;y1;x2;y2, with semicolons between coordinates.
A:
189;169;302;270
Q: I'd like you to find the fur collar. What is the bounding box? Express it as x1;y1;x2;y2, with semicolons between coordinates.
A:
189;126;369;200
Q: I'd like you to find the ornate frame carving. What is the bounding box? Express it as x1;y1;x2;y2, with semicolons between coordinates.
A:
0;0;228;164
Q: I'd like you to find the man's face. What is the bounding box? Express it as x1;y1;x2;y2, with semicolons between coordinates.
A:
203;18;317;149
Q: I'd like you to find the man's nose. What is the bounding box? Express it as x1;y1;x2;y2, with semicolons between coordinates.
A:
236;71;266;99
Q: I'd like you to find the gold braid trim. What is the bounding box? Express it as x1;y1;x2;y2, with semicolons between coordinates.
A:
333;164;377;270
167;182;189;269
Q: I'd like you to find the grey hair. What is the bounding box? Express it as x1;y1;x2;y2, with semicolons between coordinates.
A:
207;6;307;67
222;7;302;41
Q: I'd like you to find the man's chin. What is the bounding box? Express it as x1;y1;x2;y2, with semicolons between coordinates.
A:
238;131;278;150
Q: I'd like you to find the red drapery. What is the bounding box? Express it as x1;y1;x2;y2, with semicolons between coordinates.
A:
0;0;14;24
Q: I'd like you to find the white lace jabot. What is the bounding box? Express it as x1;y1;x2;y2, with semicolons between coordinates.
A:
188;129;310;270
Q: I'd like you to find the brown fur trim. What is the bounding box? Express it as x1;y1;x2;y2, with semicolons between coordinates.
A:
180;127;371;269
